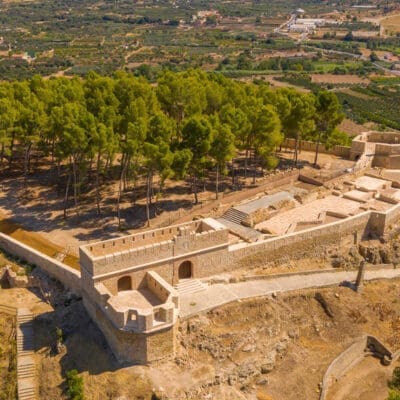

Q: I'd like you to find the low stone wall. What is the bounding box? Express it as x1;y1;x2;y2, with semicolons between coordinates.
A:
230;211;371;268
146;271;179;306
243;268;339;281
0;233;81;295
283;138;351;158
319;335;393;400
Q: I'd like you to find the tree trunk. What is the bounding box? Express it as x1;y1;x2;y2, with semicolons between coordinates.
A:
96;151;101;215
294;133;299;165
0;143;4;170
146;170;151;227
72;155;78;214
215;164;219;200
149;170;153;206
252;150;257;184
8;132;15;166
314;132;322;166
63;164;72;219
117;158;128;230
193;174;198;204
23;143;32;192
244;149;248;179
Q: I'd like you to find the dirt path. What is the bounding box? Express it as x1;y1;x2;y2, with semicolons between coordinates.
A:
180;267;400;317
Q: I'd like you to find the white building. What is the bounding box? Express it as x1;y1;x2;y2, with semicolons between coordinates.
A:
289;24;313;33
296;18;325;26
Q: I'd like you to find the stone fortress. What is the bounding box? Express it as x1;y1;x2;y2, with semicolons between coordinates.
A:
2;131;400;367
76;131;400;365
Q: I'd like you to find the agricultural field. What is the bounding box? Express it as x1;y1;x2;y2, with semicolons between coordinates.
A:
0;0;398;80
336;84;400;130
381;14;400;34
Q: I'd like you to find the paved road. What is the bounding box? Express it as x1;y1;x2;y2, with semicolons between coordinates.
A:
180;268;400;318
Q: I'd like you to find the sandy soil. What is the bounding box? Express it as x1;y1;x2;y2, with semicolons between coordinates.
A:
381;14;400;34
327;356;397;400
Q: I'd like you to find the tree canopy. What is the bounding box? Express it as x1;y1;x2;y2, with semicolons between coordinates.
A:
0;70;345;225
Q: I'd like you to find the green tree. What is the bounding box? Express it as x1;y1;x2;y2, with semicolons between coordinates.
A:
0;97;16;169
279;89;316;165
143;112;175;226
181;116;213;204
66;369;84;400
313;90;344;165
210;120;235;199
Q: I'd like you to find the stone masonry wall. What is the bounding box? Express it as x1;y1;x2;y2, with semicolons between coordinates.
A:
83;295;176;364
284;138;351;158
228;212;372;268
0;233;81;294
319;335;393;400
81;226;229;278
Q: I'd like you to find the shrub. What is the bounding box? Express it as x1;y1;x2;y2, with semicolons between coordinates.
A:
66;369;84;400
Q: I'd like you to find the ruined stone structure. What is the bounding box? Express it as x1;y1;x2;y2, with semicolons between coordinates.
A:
80;171;400;364
350;131;400;168
3;132;400;365
79;218;229;364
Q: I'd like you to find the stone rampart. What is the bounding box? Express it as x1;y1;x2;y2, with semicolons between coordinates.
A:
283;138;351;158
0;233;81;294
87;221;203;257
81;224;229;279
229;211;371;267
319;335;393;400
82;293;177;365
146;271;178;306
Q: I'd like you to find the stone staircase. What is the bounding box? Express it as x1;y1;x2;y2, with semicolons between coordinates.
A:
221;208;248;225
16;308;36;400
218;207;264;242
174;279;207;296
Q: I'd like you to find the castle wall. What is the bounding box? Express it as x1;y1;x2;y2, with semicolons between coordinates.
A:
284;138;351;158
228;212;372;268
319;335;393;400
82;295;176;364
0;232;81;294
87;221;203;258
81;226;229;279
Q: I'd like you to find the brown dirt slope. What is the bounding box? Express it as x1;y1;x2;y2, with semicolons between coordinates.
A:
32;278;400;400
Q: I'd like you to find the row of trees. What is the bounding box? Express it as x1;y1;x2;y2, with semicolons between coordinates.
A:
0;70;344;226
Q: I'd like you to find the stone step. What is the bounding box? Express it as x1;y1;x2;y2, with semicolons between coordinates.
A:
18;363;35;370
18;372;35;379
18;351;35;356
16;308;37;399
222;208;249;225
174;279;207;296
17;314;33;321
18;371;35;377
218;217;263;243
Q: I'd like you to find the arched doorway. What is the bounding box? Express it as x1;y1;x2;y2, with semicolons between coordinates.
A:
117;276;132;292
178;261;192;280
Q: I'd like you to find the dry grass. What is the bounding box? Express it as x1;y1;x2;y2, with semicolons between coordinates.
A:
311;74;369;85
381;14;400;34
0;313;17;400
